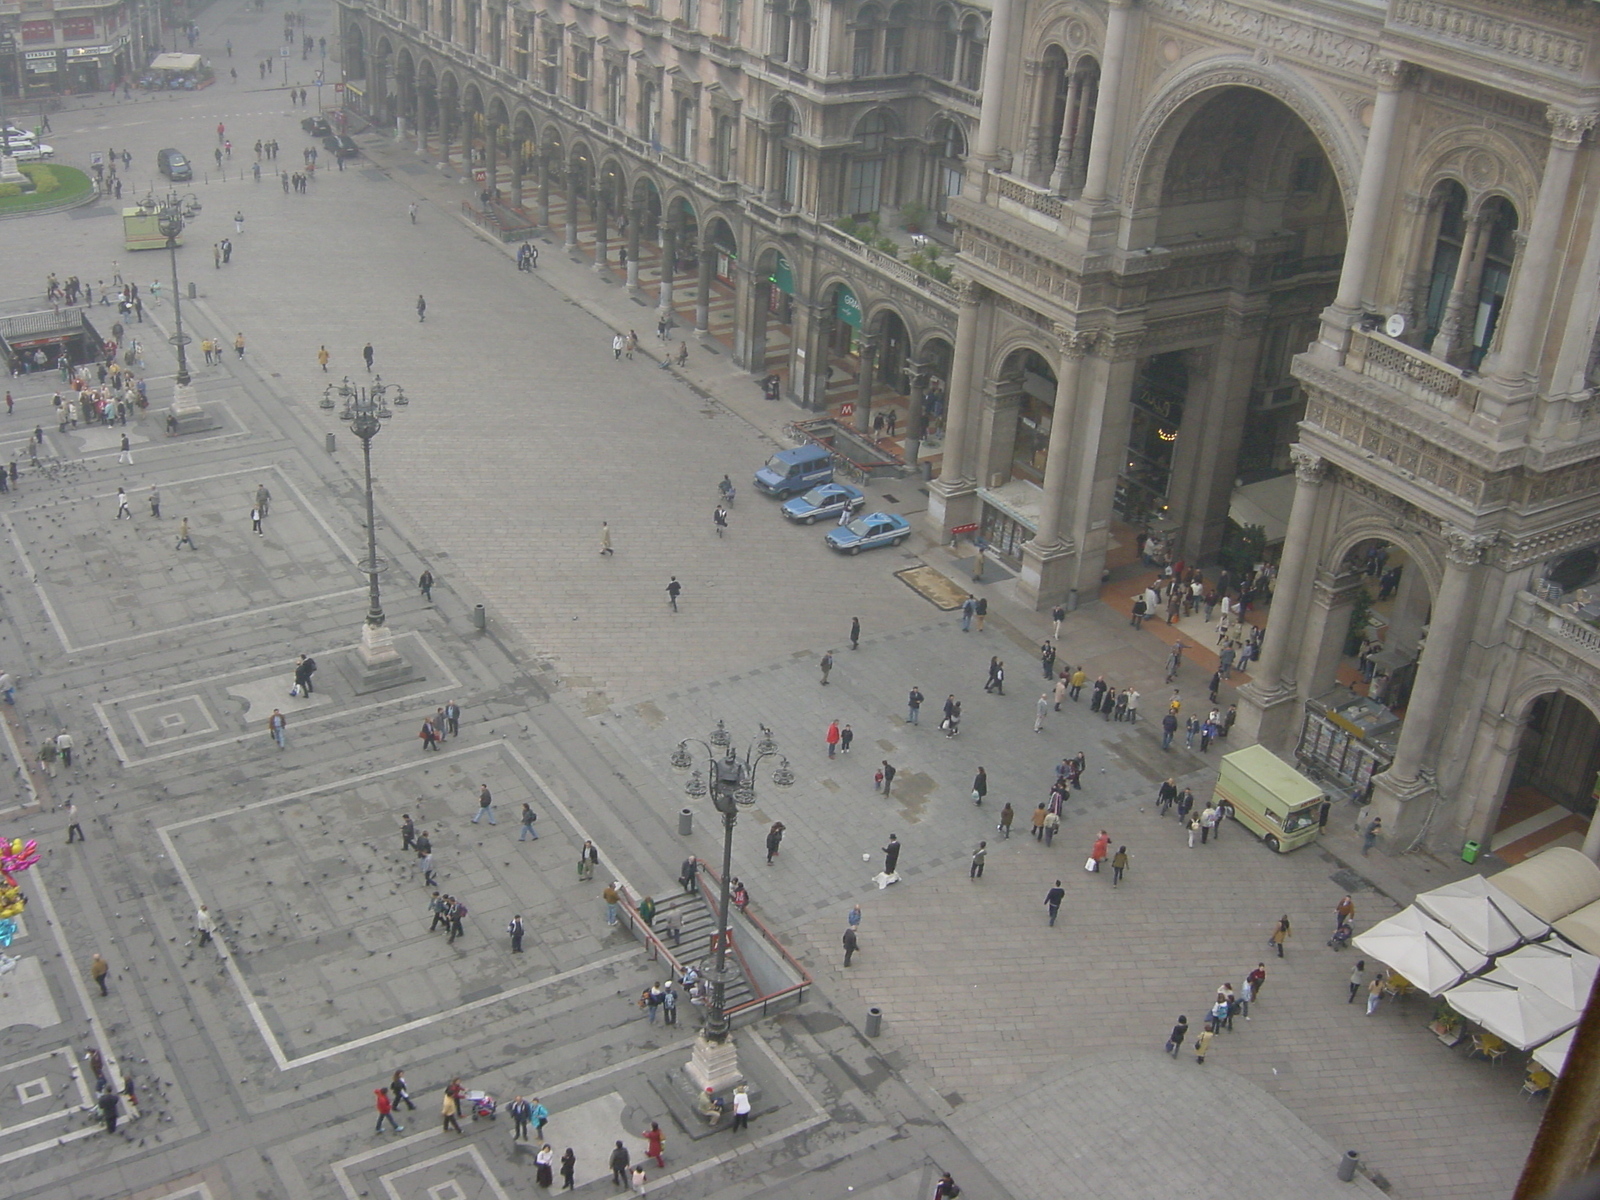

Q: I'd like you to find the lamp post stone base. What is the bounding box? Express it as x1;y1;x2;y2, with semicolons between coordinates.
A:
166;382;217;436
349;621;417;693
684;1032;743;1096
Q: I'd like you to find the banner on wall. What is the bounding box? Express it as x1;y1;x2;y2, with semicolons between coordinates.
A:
835;287;862;330
771;254;795;295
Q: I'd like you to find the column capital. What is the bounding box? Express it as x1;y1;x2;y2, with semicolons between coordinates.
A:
1546;106;1597;146
1443;525;1495;567
1054;326;1097;359
1290;446;1325;484
1372;57;1414;91
956;278;984;307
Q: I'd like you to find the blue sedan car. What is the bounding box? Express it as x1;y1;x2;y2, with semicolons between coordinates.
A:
781;482;867;525
825;512;911;555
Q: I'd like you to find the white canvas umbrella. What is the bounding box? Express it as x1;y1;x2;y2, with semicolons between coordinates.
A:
1414;875;1550;956
1444;975;1579;1051
1352;905;1489;996
1534;1028;1575;1078
1495;940;1600;1010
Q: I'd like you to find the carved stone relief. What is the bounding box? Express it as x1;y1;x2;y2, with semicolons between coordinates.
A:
1146;0;1378;78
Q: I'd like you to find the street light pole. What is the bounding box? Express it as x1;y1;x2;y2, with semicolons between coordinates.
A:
673;725;792;1093
336;376;415;690
141;188;209;433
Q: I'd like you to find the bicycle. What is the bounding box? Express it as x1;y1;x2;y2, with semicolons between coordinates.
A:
718;476;735;506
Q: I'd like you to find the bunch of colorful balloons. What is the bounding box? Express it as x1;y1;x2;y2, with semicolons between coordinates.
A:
0;835;38;921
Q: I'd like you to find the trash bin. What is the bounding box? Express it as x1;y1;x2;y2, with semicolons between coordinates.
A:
188;282;197;299
472;604;486;631
679;808;693;836
325;432;336;454
1462;840;1481;865
864;1007;882;1037
1336;1150;1359;1182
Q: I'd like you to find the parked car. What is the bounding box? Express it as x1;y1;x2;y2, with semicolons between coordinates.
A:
781;482;866;524
156;148;192;180
301;115;332;137
754;443;834;497
1;131;53;161
825;512;911;554
322;134;359;160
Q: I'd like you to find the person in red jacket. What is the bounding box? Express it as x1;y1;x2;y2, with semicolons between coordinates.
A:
374;1087;404;1133
642;1120;666;1168
1090;830;1111;873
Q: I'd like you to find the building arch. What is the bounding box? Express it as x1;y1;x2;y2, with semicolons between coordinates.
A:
1322;521;1443;605
1123;57;1361;218
1409;123;1541;225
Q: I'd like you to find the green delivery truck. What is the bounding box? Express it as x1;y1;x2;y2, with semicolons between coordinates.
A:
1213;745;1326;853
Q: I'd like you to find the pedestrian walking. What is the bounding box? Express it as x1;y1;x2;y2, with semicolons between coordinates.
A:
1045;880;1065;925
820;651;833;685
416;294;427;322
603;881;621;925
643;1121;666;1169
666;576;681;611
508;914;525;953
56;729;73;768
472;783;496;825
998;802;1014;838
907;686;923;724
251;505;263;535
1349;959;1367;1003
1366;971;1386;1015
1165;1014;1189;1056
1362;816;1382;856
612;333;625;359
842;925;858;966
391;1069;416;1111
375;1087;404;1132
1032;803;1048;840
1194;1023;1215;1064
64;799;85;843
609;1140;631;1185
268;708;287;749
1110;845;1129;887
444;700;460;737
1248;962;1267;1003
418;851;436;888
969;841;987;879
419;719;441;750
560;1149;576;1190
579;840;599;882
971;766;988;806
826;719;840;758
175;517;195;550
508;1095;533;1140
98;1088;121;1133
1269;914;1292;957
839;723;853;754
765;822;785;863
442;1090;463;1134
416;569;433;602
447;897;467;943
960;596;975;632
90;952;109;995
519;803;539;841
882;833;901;875
1070;667;1086;700
115;487;131;519
679;857;697;893
880;760;896;796
1089;829;1110;873
1035;692;1050;732
731;1085;752;1131
600;522;613;555
118;433;132;464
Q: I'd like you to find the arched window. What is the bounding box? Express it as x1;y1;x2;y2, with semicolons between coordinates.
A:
884;2;910;73
773;101;800;206
930;117;965;217
960;15;984;89
1421;181;1468;349
1472;197;1519;369
791;0;812;69
769;2;791;60
853;5;881;77
937;6;958;79
847;110;890;216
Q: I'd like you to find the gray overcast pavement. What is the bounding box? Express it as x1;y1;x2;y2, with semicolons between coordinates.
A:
0;7;1538;1198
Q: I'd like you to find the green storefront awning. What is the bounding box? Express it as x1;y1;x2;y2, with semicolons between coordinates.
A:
772;254;795;295
835;286;862;329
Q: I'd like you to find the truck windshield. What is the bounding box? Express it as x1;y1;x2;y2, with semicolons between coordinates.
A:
1283;806;1320;833
764;453;791;474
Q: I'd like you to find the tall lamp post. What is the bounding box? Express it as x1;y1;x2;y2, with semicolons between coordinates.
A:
329;374;415;690
138;189;209;432
671;723;793;1091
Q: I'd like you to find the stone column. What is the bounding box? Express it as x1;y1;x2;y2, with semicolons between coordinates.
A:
1393;192;1443;328
1487;107;1594;389
537;152;551;229
485;121;499;193
658;220;678;316
593;192;610;275
696;244;715;332
1067;71;1095;191
1293;567;1367;709
853;336;878;434
938;283;982;487
1031;329;1092;550
1330;59;1407;318
1429;212;1486;362
509;146;525;209
901;359;928;471
1079;0;1131;206
1047;68;1082;195
627;201;644;293
1019;59;1045;182
1235;448;1325;743
1385;527;1492;785
734;264;763;370
1553;187;1600;393
563;168;579;249
971;0;1013;164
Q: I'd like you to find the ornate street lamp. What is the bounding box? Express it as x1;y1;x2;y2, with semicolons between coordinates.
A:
136;189;208;432
671;724;792;1092
333;374;415;690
